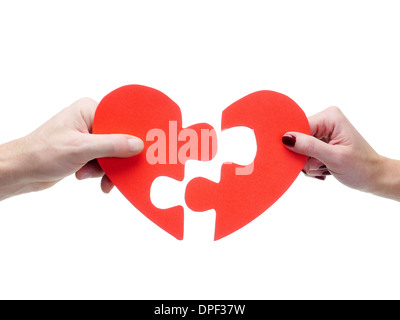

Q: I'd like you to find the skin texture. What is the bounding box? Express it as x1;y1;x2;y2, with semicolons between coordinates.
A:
283;106;400;201
1;101;399;202
0;98;144;201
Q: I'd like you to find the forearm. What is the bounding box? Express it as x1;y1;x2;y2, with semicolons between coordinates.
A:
370;156;400;202
0;138;35;200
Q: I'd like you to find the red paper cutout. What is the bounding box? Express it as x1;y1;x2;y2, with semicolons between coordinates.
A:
94;86;309;241
93;85;217;240
185;91;309;240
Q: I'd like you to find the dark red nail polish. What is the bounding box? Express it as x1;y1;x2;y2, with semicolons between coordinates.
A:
319;165;327;170
315;176;326;181
282;134;296;147
322;171;331;176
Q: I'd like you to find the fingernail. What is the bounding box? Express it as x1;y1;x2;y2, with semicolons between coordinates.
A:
319;165;327;170
322;171;331;176
315;176;326;181
282;134;296;147
128;138;144;155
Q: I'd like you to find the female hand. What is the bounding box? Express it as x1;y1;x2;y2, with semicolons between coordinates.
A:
282;106;400;201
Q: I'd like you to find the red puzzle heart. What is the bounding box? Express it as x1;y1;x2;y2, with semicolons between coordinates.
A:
93;85;309;240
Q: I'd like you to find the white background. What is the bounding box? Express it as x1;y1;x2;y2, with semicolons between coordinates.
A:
1;0;400;300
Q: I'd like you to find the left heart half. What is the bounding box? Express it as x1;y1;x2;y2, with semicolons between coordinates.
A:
93;85;217;240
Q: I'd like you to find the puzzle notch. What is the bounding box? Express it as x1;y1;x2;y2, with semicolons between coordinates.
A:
185;91;309;240
93;85;217;240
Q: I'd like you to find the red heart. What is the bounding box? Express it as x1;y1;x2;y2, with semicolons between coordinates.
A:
93;86;309;241
93;85;217;240
185;91;309;240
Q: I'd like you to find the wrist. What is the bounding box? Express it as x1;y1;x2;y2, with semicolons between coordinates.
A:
0;138;35;200
370;156;400;201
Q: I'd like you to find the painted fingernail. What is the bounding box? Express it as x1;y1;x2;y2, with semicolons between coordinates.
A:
319;165;327;170
315;176;326;181
282;134;296;147
322;171;331;176
128;138;144;155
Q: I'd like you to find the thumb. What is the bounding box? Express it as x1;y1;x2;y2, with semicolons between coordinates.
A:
282;132;335;164
83;134;144;160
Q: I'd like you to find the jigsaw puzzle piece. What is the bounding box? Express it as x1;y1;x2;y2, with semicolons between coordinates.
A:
185;91;309;240
93;85;217;240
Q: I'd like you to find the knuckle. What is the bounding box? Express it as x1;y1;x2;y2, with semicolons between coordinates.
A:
326;106;344;118
65;134;97;162
109;139;121;156
77;97;98;106
71;97;98;113
303;138;316;156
